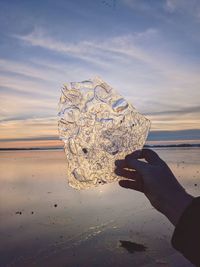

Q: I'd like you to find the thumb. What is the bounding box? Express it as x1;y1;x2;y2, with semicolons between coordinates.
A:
125;158;149;174
119;180;143;192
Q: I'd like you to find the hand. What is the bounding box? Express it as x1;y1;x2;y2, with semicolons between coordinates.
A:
115;149;194;226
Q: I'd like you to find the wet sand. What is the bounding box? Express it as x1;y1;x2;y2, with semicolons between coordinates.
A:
0;148;199;267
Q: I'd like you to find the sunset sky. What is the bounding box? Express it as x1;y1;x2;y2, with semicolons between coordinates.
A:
0;0;200;146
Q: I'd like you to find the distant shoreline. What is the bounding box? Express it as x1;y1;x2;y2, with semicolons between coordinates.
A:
0;144;200;151
0;147;63;151
145;144;200;148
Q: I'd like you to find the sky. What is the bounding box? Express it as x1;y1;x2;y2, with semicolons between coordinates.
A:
0;0;200;143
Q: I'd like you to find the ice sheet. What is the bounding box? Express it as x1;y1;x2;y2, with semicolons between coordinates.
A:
58;77;150;189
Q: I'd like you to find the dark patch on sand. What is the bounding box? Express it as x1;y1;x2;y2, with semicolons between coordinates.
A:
16;211;22;215
119;240;147;254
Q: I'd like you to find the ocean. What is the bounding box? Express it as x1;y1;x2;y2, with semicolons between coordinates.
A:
0;147;199;267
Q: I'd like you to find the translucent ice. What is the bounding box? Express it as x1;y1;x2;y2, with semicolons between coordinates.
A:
58;77;150;190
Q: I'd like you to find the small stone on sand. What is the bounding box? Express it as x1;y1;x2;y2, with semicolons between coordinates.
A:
16;211;22;215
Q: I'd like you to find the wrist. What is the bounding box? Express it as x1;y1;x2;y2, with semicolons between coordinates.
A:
163;191;194;226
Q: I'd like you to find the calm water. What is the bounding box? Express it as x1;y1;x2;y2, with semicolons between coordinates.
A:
0;148;199;267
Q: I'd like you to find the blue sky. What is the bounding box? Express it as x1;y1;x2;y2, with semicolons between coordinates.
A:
0;0;200;141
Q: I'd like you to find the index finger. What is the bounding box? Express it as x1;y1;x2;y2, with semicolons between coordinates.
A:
126;149;163;165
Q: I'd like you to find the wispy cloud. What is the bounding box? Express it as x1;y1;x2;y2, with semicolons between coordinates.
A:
13;29;200;122
1;28;197;137
122;0;200;21
0;74;55;96
165;0;200;20
0;87;56;122
146;105;200;116
0;116;57;140
14;29;113;68
14;28;200;86
0;0;199;143
0;58;65;83
14;28;157;67
0;0;199;142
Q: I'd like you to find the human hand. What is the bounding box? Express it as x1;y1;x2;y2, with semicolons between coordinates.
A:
115;149;193;226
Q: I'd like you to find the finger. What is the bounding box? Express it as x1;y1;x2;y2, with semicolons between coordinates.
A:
125;149;142;159
115;168;141;180
115;156;148;173
119;179;144;193
115;159;127;168
125;158;149;174
126;149;162;165
141;149;162;164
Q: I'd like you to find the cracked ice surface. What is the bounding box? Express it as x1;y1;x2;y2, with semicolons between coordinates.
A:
58;77;150;190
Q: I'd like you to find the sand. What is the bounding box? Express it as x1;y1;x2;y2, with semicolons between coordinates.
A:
0;148;199;267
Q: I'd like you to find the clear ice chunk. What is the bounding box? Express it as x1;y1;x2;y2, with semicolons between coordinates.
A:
58;77;150;190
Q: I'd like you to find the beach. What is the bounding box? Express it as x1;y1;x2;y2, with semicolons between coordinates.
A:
0;147;199;267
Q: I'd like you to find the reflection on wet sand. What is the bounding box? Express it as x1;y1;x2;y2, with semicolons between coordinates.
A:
0;148;199;266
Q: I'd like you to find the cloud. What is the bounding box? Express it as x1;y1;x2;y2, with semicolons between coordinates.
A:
146;106;200;131
0;1;199;143
146;105;200;116
14;28;200;86
0;73;55;96
0;57;99;94
149;118;200;131
165;0;180;12
14;29;113;69
14;28;156;67
165;0;200;20
122;0;200;24
0;88;56;123
2;28;199;139
0;116;58;139
0;58;65;83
